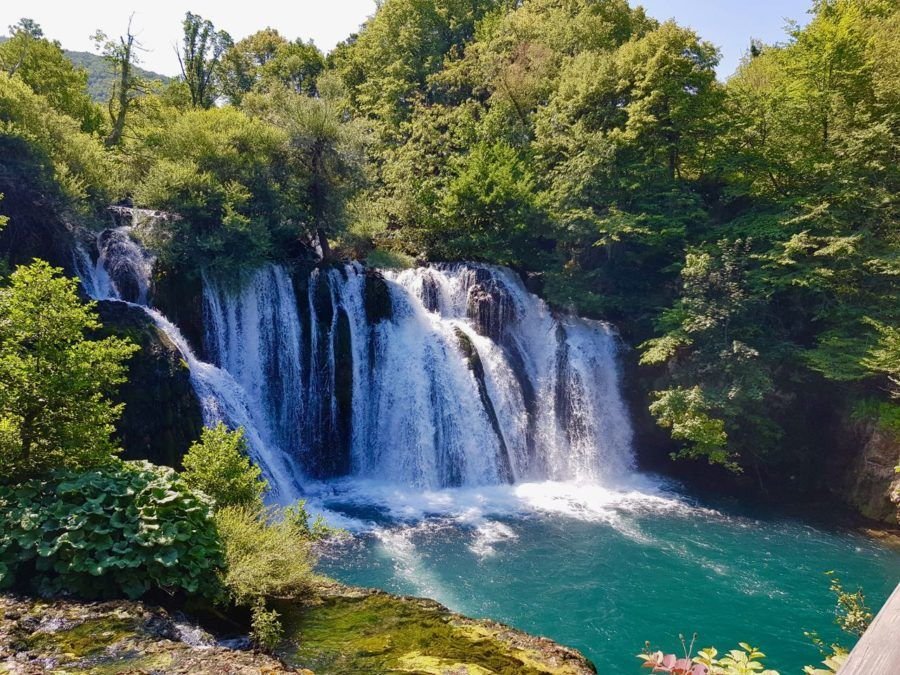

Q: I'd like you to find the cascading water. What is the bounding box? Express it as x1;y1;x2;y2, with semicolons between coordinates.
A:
362;264;634;486
72;228;304;502
68;226;900;675
203;266;305;473
74;225;635;495
203;261;635;489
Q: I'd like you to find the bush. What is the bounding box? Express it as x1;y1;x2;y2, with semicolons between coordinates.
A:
250;598;284;652
215;504;316;606
284;499;333;541
0;461;224;600
181;423;267;509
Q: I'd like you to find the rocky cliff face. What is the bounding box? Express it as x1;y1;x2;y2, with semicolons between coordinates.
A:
0;172;75;276
834;408;900;524
94;300;203;468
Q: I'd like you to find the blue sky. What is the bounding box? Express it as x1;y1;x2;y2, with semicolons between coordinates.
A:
637;0;812;77
0;0;812;79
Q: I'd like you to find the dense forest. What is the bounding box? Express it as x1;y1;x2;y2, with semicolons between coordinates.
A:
0;0;898;493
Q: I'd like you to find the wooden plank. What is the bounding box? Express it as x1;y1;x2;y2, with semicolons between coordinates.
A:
840;582;900;674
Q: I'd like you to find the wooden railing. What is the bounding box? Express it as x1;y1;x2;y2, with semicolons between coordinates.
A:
840;582;900;674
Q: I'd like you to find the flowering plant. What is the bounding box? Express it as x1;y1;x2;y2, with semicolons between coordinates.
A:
638;636;778;675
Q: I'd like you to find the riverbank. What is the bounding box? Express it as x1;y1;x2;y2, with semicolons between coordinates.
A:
0;583;597;674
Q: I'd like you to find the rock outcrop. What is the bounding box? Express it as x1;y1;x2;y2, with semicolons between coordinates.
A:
281;582;597;675
95;300;203;468
0;595;302;674
1;585;597;675
836;413;900;524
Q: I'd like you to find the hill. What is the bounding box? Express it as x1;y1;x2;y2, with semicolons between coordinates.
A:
62;49;170;102
0;36;170;102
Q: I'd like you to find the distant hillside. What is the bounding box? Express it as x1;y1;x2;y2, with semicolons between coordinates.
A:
63;50;171;103
0;36;171;102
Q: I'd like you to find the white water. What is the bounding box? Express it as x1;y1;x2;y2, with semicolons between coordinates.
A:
74;227;637;504
73;229;303;501
204;266;305;473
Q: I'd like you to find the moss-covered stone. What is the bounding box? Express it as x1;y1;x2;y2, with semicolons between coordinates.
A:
278;584;596;675
94;300;203;468
2;584;595;675
1;595;299;674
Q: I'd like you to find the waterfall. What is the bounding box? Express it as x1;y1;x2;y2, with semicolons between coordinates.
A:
74;226;635;496
374;264;635;485
203;266;305;472
72;230;303;502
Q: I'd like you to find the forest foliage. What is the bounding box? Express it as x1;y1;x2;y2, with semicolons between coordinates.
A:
0;0;898;485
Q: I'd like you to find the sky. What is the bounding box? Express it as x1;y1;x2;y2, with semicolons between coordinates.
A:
0;0;812;80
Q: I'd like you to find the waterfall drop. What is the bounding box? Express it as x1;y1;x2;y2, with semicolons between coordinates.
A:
73;230;304;502
74;227;635;498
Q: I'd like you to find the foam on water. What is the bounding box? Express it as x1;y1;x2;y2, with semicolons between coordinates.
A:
469;520;519;558
302;472;709;537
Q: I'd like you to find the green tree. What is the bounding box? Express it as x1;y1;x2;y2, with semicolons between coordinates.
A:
0;19;101;132
219;27;287;104
181;423;267;509
133;106;287;272
177;12;232;108
0;72;115;206
242;77;368;256
329;0;503;134
93;16;148;147
438;140;543;264
0;261;137;483
220;29;324;104
641;240;780;472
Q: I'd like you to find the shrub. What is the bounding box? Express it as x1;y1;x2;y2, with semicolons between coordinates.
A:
0;73;116;206
284;499;333;541
250;598;284;652
214;504;316;606
0;261;137;483
0;461;224;600
181;423;267;509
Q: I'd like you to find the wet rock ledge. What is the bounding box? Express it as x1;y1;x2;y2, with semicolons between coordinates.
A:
1;584;597;675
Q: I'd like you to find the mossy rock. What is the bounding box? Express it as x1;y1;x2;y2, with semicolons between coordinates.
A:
278;585;596;675
95;300;203;468
1;595;298;674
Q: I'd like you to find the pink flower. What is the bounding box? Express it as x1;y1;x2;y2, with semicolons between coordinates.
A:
641;652;709;675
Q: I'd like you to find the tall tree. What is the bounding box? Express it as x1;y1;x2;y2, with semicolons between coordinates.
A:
0;18;43;75
93;15;146;147
219;29;324;105
177;12;232;108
